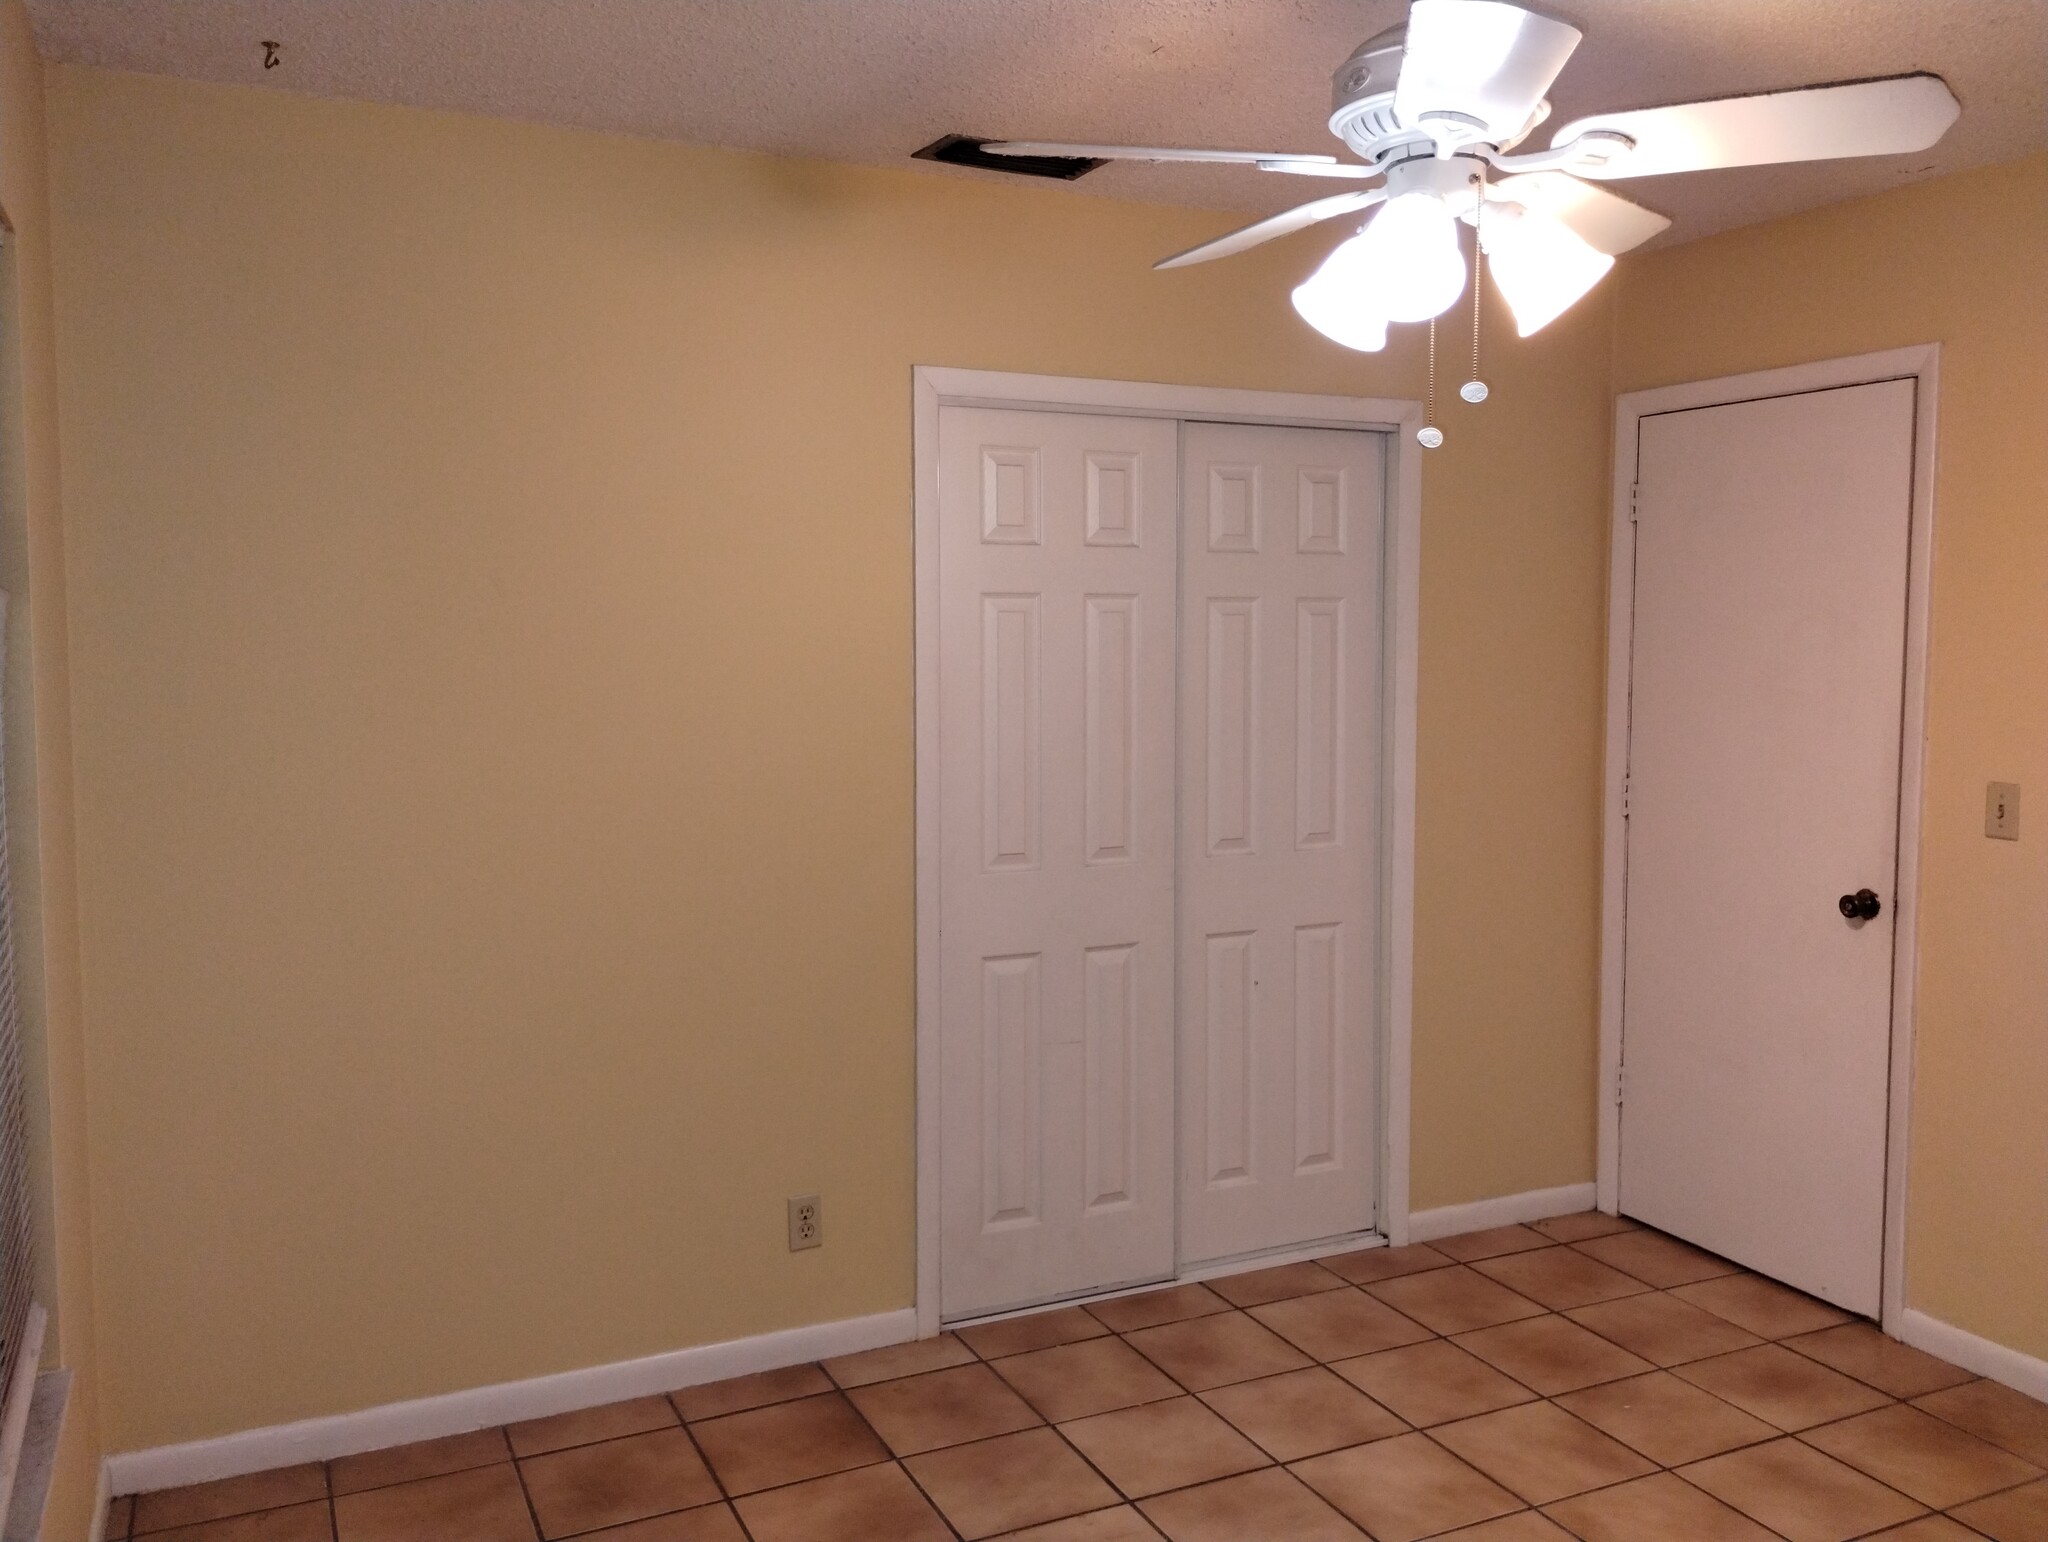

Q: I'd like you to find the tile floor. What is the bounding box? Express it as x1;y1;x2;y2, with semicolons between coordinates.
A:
103;1214;2048;1542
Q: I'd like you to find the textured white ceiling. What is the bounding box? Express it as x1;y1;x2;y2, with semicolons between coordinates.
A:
25;0;2048;249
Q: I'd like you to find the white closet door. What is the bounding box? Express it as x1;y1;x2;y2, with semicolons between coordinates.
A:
937;406;1179;1317
1178;422;1385;1264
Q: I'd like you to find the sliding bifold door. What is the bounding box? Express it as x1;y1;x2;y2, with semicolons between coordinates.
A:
936;406;1385;1320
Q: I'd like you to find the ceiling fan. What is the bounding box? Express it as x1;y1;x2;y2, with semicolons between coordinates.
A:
985;0;1959;443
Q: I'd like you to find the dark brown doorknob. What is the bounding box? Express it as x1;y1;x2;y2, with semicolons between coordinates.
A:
1838;889;1882;921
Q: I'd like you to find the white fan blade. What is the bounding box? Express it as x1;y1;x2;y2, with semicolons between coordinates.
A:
1394;0;1583;143
1551;74;1961;179
1155;190;1386;270
1488;172;1671;255
984;142;1341;167
1256;160;1382;179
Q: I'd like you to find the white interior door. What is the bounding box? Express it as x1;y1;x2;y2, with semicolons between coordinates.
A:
1621;379;1915;1314
1178;422;1384;1265
936;406;1179;1317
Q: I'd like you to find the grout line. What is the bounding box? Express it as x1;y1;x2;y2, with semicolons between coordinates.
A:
824;1377;965;1542
665;1391;765;1542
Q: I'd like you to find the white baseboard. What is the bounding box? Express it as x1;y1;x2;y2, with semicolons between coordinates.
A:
1897;1308;2048;1404
107;1308;916;1498
1408;1183;1598;1244
86;1461;111;1542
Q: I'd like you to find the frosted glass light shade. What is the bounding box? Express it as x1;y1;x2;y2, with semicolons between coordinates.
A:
1291;192;1469;350
1290;238;1390;352
1481;203;1615;336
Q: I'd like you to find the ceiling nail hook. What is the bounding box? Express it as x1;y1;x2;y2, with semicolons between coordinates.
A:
261;40;282;70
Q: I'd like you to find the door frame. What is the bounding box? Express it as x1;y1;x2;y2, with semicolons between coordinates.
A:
1597;344;1940;1335
912;367;1424;1337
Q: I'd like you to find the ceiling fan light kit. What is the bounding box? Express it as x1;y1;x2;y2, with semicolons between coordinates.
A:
975;0;1961;448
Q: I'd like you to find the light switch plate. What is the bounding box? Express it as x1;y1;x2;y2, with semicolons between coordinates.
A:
1986;781;2020;841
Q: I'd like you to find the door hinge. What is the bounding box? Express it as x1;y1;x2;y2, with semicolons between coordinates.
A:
1616;1063;1627;1107
1628;483;1640;523
1621;774;1630;818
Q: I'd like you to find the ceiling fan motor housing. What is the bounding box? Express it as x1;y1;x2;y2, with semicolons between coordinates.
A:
1329;29;1420;162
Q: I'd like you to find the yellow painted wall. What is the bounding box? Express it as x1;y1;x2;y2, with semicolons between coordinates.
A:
0;2;101;1534
1615;155;2048;1359
45;67;1615;1450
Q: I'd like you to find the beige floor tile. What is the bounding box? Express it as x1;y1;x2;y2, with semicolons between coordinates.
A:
1138;1468;1365;1541
1432;1225;1554;1263
1431;1400;1655;1504
823;1333;977;1389
1320;1243;1454;1286
1564;1289;1764;1366
686;1391;886;1495
1289;1431;1521;1542
334;1464;535;1542
1554;1370;1777;1465
957;1306;1111;1361
1363;1266;1545;1335
1541;1471;1778;1542
987;1508;1163;1541
1452;1314;1654;1395
507;1396;678;1458
1331;1340;1536;1427
1681;1437;1926;1542
1803;1403;2043;1508
1571;1231;1741;1289
1671;1273;1856;1339
993;1336;1182;1422
845;1362;1042;1456
1085;1284;1230;1334
519;1428;722;1539
1204;1261;1348;1309
670;1362;832;1421
732;1461;952;1542
138;1500;336;1542
1123;1312;1311;1391
567;1505;747;1541
1950;1477;2048;1542
1530;1212;1637;1245
133;1465;328;1533
1058;1396;1270;1499
1916;1380;2048;1466
1783;1324;1975;1400
1677;1344;1894;1431
906;1427;1121;1540
1199;1366;1405;1461
331;1427;513;1496
1249;1287;1434;1361
1472;1247;1650;1311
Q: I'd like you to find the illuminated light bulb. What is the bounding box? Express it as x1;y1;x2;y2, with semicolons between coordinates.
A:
1480;203;1615;336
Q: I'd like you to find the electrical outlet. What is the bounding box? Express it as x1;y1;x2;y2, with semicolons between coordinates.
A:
1987;781;2020;841
788;1194;822;1251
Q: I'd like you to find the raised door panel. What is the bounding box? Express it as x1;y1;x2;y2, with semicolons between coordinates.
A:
1178;422;1386;1265
937;406;1178;1318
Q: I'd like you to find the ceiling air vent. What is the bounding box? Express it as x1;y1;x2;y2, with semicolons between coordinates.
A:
913;135;1104;180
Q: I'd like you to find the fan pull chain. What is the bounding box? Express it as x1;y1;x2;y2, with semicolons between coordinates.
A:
1419;319;1443;448
1462;173;1490;405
